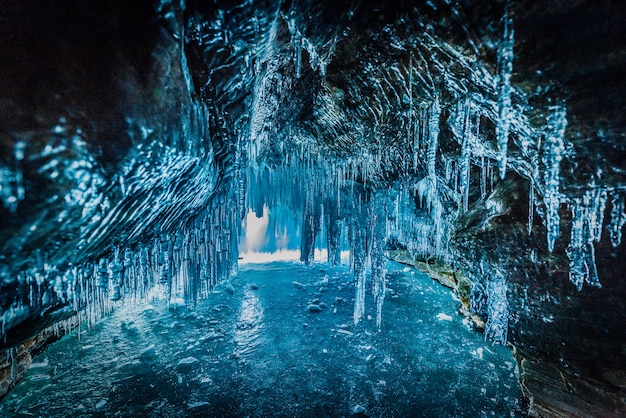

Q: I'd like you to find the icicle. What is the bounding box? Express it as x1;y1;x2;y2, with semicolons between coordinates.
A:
608;192;626;248
371;210;387;328
459;100;472;211
353;266;366;326
542;105;567;253
444;158;452;183
325;201;343;267
295;33;302;79
427;96;441;181
567;200;585;290
496;3;514;179
350;211;370;325
566;192;602;290
480;155;487;198
484;273;509;345
96;258;109;290
528;180;534;235
588;188;607;243
179;16;194;97
414;107;425;168
408;54;414;158
300;196;321;265
109;249;123;302
416;178;443;227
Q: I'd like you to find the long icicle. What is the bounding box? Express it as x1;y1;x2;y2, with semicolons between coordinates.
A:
496;2;514;179
543;105;567;253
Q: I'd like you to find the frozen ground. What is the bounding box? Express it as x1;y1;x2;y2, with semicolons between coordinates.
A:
0;261;522;417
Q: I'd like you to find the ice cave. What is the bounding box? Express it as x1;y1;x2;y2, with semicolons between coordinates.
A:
0;1;624;417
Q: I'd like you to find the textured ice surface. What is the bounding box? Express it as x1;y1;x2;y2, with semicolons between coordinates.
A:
0;261;521;417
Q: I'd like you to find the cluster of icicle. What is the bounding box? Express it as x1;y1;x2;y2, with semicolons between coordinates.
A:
245;136;461;329
0;180;242;343
245;2;626;346
246;157;384;326
566;188;626;290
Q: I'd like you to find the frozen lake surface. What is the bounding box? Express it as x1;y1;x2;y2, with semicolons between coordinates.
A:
0;261;522;417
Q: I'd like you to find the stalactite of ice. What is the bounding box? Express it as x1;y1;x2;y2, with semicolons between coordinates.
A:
566;189;606;290
427;96;441;181
480;155;487;198
285;13;334;83
300;196;322;265
407;54;415;159
608;192;626;248
411;96;446;253
528;180;534;235
416;178;443;233
109;250;123;302
370;202;388;328
458;99;472;211
589;188;608;243
567;200;596;291
484;272;509;345
350;215;369;326
414;106;428;168
495;3;514;179
542;105;567;253
389;183;450;264
444;158;453;184
326;199;343;267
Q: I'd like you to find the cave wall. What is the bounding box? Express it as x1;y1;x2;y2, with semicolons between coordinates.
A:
0;0;222;347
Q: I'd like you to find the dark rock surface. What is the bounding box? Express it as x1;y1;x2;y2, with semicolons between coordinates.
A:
0;0;624;416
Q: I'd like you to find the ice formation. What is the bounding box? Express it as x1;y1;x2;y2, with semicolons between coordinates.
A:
566;189;607;290
495;3;514;180
1;0;620;356
608;192;626;248
542;105;567;253
484;273;509;345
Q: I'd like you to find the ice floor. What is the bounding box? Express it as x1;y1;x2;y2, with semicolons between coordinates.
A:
0;261;522;417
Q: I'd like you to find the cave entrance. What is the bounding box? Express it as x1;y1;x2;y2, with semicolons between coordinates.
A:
238;203;350;265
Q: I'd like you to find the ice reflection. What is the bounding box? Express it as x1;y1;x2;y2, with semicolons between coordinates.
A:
233;289;264;358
